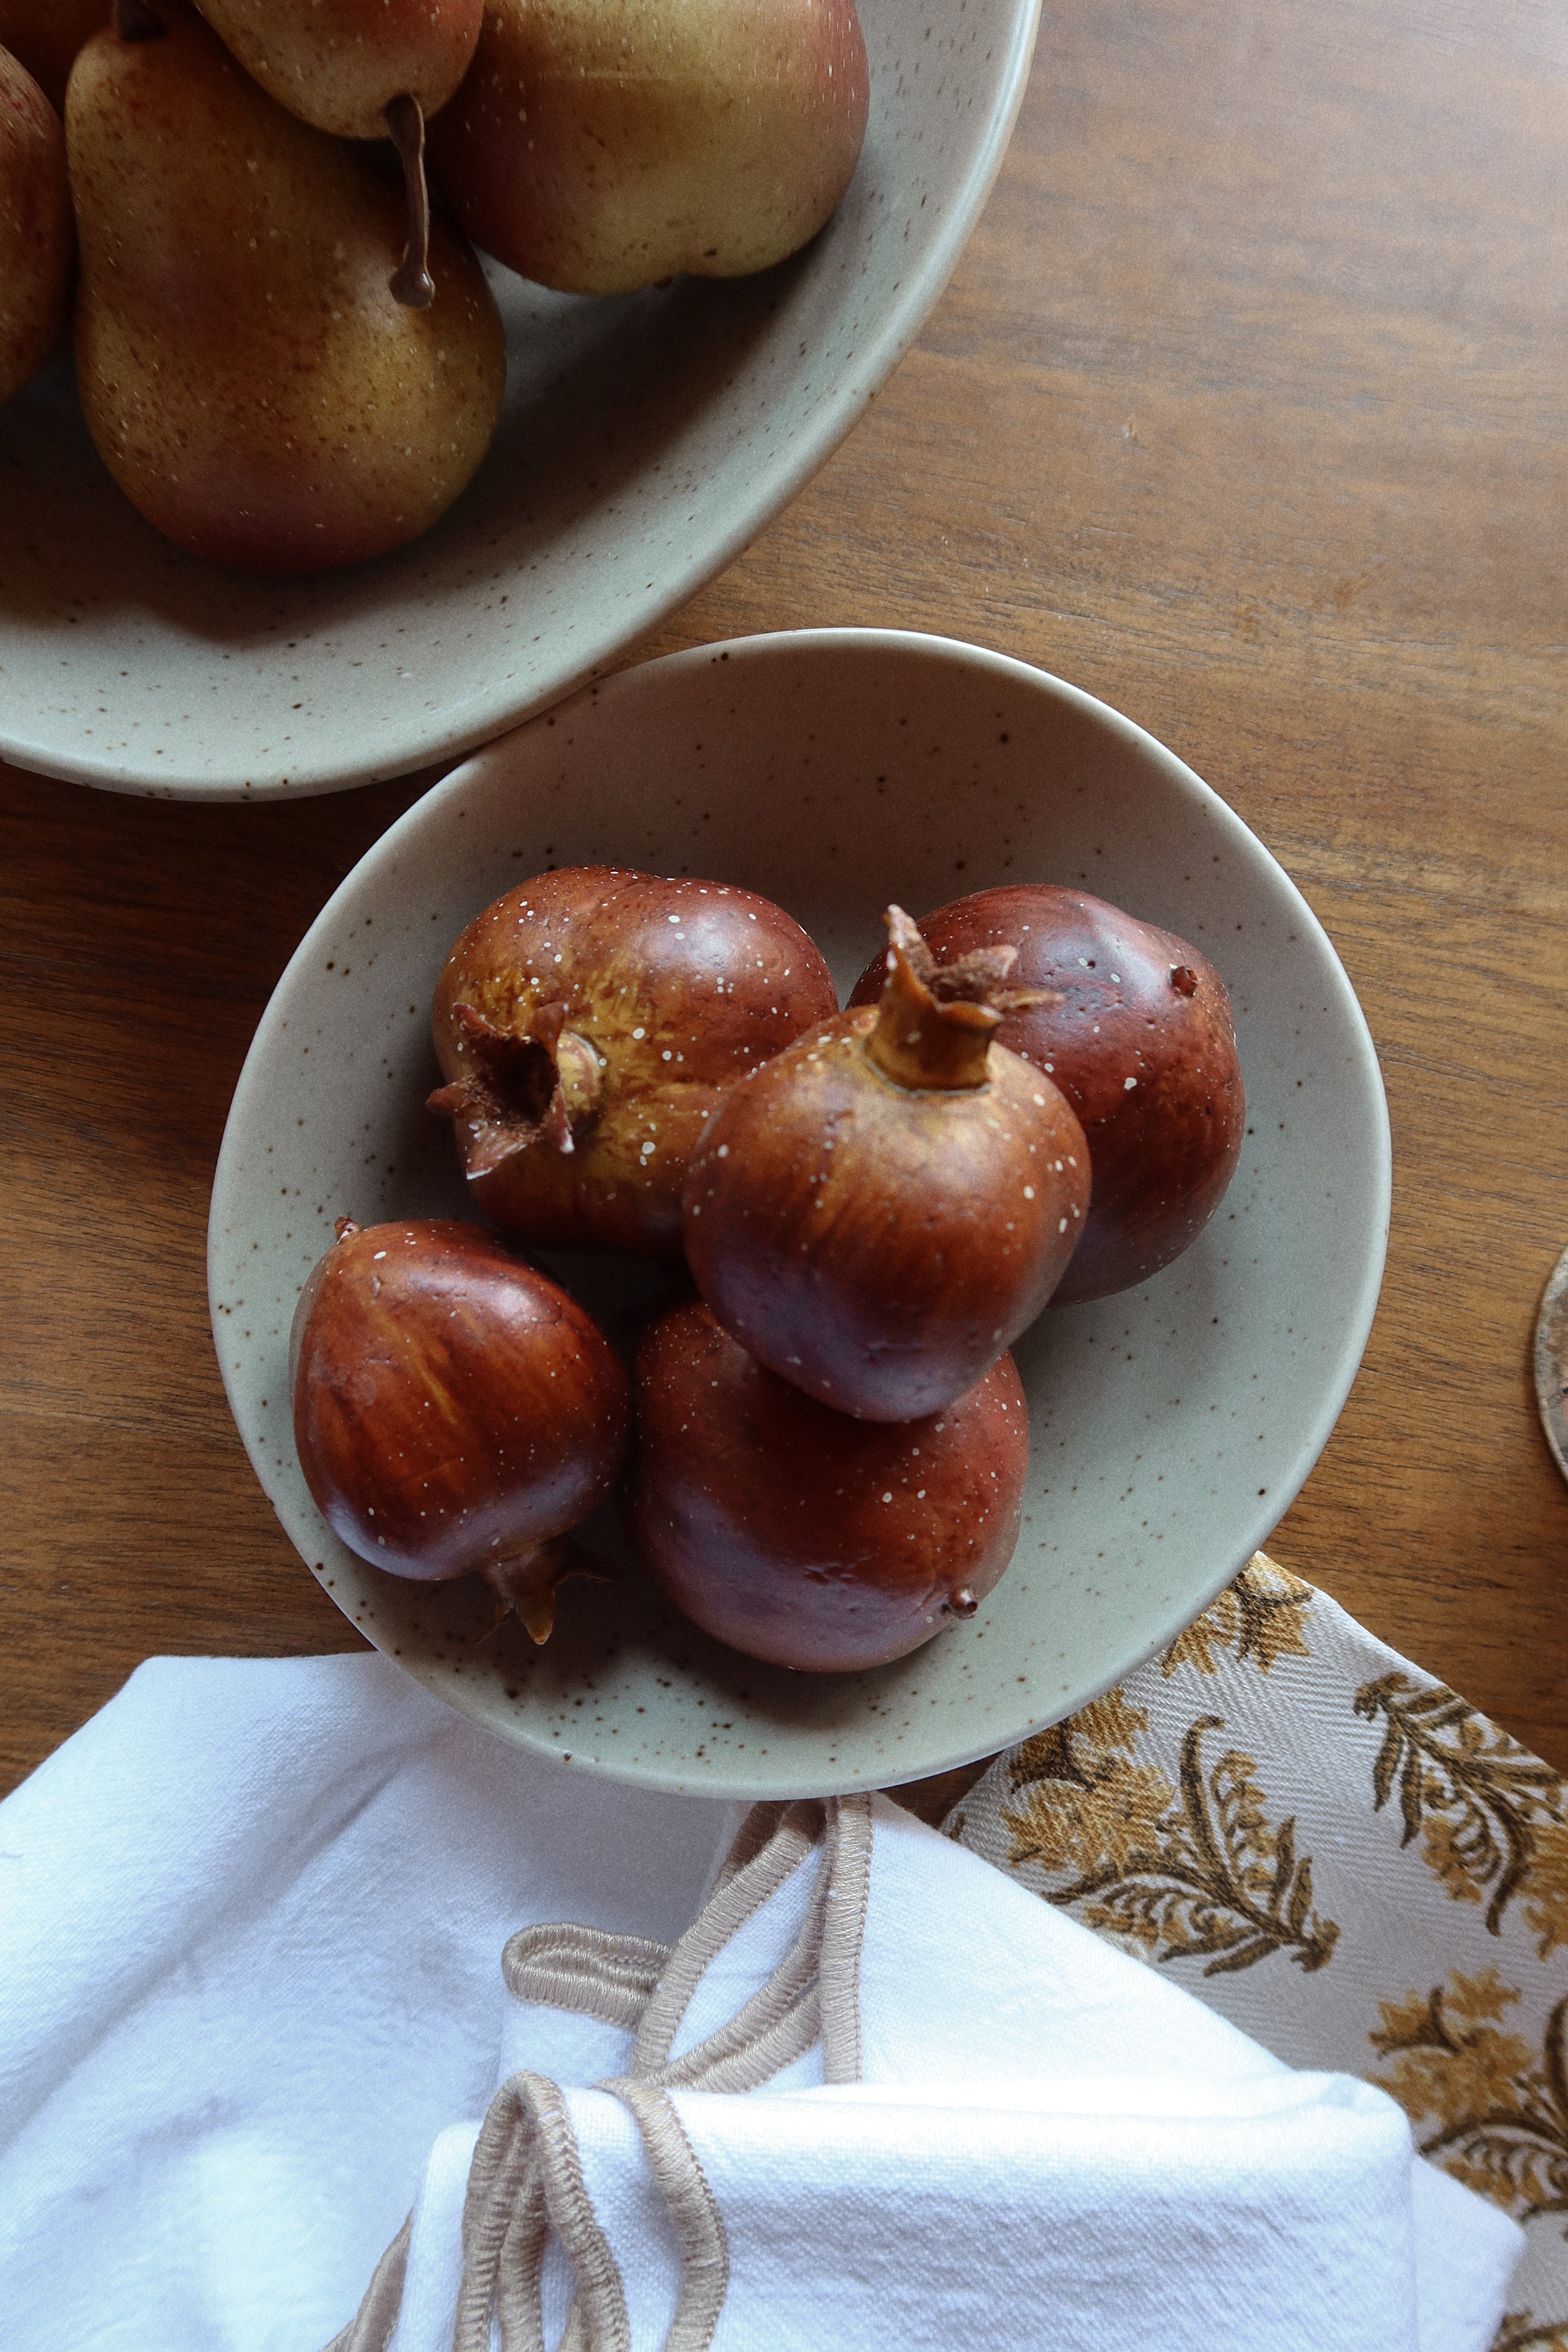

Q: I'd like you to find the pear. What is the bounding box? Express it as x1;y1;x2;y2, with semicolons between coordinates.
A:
426;0;870;297
0;0;109;113
0;42;74;403
185;0;484;302
187;0;481;141
65;0;505;570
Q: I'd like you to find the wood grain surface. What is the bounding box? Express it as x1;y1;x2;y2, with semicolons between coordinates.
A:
3;0;1565;1804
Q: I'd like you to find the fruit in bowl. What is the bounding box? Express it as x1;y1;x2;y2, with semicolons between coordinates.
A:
290;1216;630;1638
64;0;507;569
427;866;839;1255
15;0;872;570
189;0;482;151
0;40;74;404
683;906;1090;1421
626;1298;1030;1672
426;0;870;296
287;847;1256;1681
849;885;1245;1305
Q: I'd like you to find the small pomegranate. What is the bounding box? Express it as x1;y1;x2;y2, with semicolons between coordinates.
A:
428;866;838;1255
290;1217;629;1638
682;908;1090;1421
850;885;1244;1303
627;1299;1029;1672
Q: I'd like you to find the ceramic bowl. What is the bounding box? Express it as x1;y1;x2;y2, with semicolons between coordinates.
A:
0;0;1039;802
209;628;1391;1796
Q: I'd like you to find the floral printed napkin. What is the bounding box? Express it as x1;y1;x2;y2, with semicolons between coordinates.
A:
944;1554;1568;2352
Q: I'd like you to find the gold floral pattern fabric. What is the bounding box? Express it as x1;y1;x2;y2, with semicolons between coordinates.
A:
946;1555;1568;2350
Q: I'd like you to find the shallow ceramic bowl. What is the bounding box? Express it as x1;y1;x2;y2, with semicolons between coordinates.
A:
0;0;1038;802
209;629;1391;1795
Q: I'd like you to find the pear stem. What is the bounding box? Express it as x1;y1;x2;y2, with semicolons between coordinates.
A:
114;0;165;40
385;93;435;309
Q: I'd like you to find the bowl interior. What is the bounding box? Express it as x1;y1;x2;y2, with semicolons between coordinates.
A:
0;0;1039;800
209;628;1391;1796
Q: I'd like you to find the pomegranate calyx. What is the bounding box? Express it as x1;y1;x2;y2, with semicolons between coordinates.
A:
427;1001;603;1177
892;906;1017;1008
478;1532;615;1645
864;906;1004;1092
865;907;1066;1092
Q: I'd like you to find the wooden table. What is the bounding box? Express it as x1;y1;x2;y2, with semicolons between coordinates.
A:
4;0;1565;1806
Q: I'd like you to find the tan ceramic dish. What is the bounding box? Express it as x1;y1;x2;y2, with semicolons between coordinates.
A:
209;629;1391;1796
0;0;1039;800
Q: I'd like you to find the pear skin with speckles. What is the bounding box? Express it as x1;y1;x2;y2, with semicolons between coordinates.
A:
0;43;74;402
427;0;869;296
188;0;481;142
65;0;504;570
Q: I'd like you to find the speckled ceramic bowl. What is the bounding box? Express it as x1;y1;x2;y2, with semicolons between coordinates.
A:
0;0;1038;802
209;629;1391;1795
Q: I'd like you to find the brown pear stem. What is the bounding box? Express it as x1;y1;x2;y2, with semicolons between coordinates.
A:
114;0;166;40
864;907;1001;1092
385;93;435;309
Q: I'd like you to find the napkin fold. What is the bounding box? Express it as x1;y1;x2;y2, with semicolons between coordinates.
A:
0;1651;1523;2352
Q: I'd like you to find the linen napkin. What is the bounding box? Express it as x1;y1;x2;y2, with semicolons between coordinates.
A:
947;1551;1568;2352
0;1642;1523;2352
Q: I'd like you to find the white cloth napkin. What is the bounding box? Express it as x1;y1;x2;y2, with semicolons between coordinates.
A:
0;1652;1523;2352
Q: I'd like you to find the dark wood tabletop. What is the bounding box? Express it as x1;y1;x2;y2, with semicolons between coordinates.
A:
5;0;1565;1805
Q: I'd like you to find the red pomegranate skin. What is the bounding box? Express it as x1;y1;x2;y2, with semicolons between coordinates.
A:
683;1007;1089;1420
627;1300;1029;1672
850;886;1244;1303
290;1219;629;1580
431;867;839;1255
